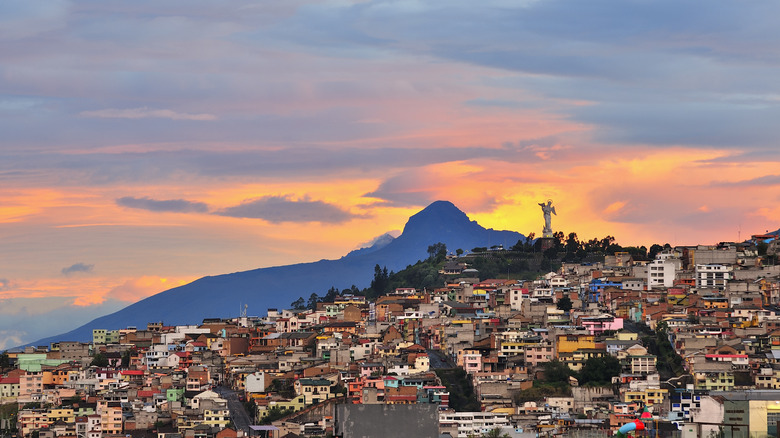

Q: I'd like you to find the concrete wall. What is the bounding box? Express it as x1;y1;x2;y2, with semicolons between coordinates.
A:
572;386;614;411
334;404;439;438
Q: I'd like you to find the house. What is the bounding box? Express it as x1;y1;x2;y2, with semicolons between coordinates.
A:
293;378;334;405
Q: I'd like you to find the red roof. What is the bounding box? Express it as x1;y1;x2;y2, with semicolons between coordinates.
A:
0;377;20;384
121;370;144;376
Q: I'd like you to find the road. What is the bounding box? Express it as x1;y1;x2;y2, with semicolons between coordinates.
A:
214;385;253;434
427;349;455;369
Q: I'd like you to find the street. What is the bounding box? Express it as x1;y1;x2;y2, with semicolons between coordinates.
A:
214;385;254;434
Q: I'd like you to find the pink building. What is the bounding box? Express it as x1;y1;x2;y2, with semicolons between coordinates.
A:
580;315;623;335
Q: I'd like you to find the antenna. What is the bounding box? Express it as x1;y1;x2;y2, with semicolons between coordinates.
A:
241;304;248;318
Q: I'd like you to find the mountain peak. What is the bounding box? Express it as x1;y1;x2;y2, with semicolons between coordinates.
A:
402;201;471;234
26;200;523;346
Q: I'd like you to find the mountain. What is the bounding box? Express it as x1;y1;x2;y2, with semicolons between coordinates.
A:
341;232;397;258
29;201;525;345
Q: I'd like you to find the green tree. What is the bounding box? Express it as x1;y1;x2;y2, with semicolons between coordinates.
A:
121;349;134;368
648;244;664;260
482;428;511;438
578;356;621;386
0;351;10;369
456;248;464;257
90;353;109;368
556;296;573;313
259;406;294;424
291;297;305;310
323;286;339;302
307;293;320;310
369;264;390;298
427;242;447;261
542;359;573;384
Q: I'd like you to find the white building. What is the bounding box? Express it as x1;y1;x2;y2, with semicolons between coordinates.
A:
245;372;266;394
695;264;733;290
439;411;510;438
647;258;678;288
509;287;527;311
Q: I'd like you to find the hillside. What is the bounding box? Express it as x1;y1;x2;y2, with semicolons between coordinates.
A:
28;201;524;345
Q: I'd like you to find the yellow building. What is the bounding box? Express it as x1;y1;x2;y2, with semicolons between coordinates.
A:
47;408;76;423
203;409;230;427
623;388;667;406
258;395;307;421
556;334;596;357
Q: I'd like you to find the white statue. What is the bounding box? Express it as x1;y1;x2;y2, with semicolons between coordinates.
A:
539;199;556;238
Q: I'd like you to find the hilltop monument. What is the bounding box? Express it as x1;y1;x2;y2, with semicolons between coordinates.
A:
538;199;556;238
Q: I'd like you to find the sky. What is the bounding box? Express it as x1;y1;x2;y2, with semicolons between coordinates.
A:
3;0;780;348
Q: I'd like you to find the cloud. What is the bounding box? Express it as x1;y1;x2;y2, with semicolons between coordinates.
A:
0;330;25;350
0;296;127;348
116;196;210;213
61;262;94;276
0;0;69;40
715;174;780;187
0;278;10;291
217;195;363;223
104;276;181;303
363;163;503;212
79;107;217;121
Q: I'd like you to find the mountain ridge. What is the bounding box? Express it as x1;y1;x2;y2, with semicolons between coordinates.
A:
26;201;525;346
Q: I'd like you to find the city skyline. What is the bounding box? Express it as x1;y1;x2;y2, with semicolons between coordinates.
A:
2;0;780;347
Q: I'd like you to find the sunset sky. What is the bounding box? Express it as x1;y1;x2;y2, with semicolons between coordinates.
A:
3;0;780;348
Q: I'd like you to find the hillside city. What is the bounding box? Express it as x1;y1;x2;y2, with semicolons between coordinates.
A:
3;233;780;438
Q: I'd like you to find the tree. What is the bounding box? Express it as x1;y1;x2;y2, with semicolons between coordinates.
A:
578;356;621;386
556;296;573;313
259;406;294;425
482;428;511;438
648;244;664;260
542;359;573;384
565;232;580;254
307;293;320;310
323;286;339;303
121;349;134;368
456;248;464;257
0;350;10;369
291;297;305;310
90;353;109;368
369;264;390;298
427;242;447;261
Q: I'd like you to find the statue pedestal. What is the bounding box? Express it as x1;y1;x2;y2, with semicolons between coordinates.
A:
538;237;555;251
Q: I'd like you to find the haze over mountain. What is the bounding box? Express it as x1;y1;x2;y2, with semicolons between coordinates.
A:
28;201;524;346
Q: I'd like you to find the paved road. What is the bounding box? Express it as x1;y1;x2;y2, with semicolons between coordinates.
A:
427;349;455;369
214;385;253;434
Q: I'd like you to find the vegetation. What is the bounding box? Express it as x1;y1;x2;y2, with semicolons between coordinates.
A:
556;296;573;313
121;349;134;368
259;406;295;424
0;351;9;369
290;297;305;310
640;320;684;379
480;428;511;438
513;380;572;404
435;368;480;412
90;353;108;368
513;356;621;404
0;403;18;435
267;378;296;399
542;359;574;384
578;356;621;386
